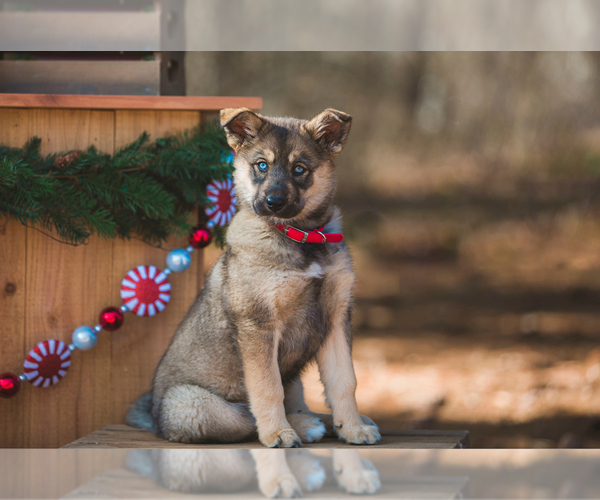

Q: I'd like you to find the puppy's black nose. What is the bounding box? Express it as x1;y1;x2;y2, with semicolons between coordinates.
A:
266;195;285;212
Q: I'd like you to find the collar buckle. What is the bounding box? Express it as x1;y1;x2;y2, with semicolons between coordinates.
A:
285;226;309;243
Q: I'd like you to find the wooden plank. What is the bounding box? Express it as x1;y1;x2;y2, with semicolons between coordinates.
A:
27;108;116;156
0;61;160;96
0;109;29;448
0;220;27;449
0;11;161;52
0;449;28;499
0;449;127;499
21;109;116;448
200;110;220;127
0;93;263;111
63;468;469;499
62;425;470;449
107;110;204;430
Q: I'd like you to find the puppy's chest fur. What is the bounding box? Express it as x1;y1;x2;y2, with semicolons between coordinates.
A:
227;241;354;384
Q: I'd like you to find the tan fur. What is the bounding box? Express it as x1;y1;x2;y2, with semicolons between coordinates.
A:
240;323;300;448
127;108;380;448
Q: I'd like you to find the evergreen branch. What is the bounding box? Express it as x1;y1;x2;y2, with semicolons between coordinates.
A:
0;126;234;246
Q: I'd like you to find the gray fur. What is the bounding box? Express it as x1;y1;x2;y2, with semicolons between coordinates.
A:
126;449;154;478
125;391;155;431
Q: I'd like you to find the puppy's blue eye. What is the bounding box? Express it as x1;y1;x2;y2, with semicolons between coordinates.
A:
294;165;306;176
257;161;268;172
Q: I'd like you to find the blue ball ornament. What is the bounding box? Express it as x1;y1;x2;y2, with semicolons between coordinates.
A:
166;249;192;273
72;326;97;351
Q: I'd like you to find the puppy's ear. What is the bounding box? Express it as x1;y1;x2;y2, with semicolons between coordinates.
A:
220;108;265;151
304;109;352;155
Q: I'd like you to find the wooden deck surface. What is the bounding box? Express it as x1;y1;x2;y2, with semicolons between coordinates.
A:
62;425;469;449
63;468;469;499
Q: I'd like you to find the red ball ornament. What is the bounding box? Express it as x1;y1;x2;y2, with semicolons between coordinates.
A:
99;307;125;331
189;226;212;249
0;373;21;398
120;265;171;317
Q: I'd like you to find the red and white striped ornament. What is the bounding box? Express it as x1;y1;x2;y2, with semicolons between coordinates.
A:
120;265;171;317
205;178;236;226
23;340;71;388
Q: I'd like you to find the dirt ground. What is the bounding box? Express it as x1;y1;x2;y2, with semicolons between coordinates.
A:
303;332;600;449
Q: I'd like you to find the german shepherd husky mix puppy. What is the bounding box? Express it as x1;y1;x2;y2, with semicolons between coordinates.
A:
127;108;381;450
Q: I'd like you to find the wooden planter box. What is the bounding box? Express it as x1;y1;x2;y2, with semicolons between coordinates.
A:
0;94;262;448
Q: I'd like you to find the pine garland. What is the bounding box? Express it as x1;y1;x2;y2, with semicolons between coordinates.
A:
0;124;233;247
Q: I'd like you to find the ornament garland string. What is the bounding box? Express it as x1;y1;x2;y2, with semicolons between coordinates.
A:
0;131;238;399
0;211;233;397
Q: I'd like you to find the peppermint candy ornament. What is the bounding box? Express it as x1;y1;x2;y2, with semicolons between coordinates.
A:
205;178;236;226
23;340;71;387
120;265;171;317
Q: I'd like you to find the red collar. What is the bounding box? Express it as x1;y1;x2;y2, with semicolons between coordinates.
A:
276;224;344;244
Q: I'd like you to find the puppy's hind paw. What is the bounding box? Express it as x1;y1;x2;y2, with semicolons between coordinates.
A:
286;450;326;492
259;473;303;498
360;414;378;428
287;413;327;444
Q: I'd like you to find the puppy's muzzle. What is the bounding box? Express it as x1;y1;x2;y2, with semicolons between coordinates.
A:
266;194;285;213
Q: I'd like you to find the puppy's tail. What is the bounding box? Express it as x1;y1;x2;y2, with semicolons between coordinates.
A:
126;449;154;478
126;391;155;432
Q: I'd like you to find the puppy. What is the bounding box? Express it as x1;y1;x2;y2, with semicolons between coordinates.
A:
127;449;381;497
127;108;380;448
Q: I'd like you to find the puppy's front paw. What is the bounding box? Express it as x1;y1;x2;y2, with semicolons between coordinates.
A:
286;413;327;444
335;458;381;495
258;473;303;498
261;428;303;448
337;423;381;445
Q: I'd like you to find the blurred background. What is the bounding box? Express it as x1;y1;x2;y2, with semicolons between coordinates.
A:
3;0;600;449
191;52;600;448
